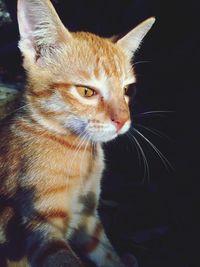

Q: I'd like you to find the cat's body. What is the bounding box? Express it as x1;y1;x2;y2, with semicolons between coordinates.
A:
0;1;155;266
0;112;104;267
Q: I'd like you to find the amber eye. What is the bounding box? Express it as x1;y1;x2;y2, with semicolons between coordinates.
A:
77;86;96;97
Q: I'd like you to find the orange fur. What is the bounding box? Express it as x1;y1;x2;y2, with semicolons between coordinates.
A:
0;1;155;266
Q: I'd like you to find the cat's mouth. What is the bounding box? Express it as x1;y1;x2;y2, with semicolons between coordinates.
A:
62;117;130;143
86;120;131;142
86;123;118;143
67;120;130;143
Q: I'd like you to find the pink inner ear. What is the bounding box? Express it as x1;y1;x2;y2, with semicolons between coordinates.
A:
17;0;72;65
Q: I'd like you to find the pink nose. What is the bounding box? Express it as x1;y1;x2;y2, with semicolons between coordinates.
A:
110;106;129;132
111;118;127;132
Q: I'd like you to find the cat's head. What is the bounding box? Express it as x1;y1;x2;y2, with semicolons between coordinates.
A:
17;0;155;143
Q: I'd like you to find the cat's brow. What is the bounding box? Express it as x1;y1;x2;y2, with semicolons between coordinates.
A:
53;83;98;91
53;83;71;89
75;84;98;91
53;82;101;96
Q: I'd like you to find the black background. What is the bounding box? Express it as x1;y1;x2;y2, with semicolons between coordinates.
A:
0;1;199;267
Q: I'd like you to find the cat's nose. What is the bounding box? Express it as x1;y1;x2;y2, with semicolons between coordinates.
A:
112;119;127;131
111;111;129;132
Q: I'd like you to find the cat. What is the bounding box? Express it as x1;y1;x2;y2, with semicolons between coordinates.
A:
0;0;155;266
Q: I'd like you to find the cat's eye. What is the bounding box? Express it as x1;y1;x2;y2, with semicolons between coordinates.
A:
77;86;96;97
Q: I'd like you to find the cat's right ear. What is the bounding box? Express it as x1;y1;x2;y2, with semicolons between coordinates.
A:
116;17;155;58
17;0;72;65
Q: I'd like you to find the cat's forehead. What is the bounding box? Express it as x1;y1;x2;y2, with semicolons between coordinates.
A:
73;32;129;73
49;32;135;98
70;32;135;87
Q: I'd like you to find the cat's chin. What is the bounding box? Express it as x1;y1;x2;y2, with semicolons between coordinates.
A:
89;133;118;143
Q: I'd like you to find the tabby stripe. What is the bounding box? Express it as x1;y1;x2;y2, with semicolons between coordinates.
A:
42;169;80;180
94;57;100;79
78;70;91;80
102;60;112;76
41;185;67;196
52;83;71;90
32;102;66;116
17;121;90;151
81;223;102;254
27;211;69;230
29;89;53;98
44;133;91;151
38;210;68;220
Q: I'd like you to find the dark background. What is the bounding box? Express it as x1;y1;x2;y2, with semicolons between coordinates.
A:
0;1;199;267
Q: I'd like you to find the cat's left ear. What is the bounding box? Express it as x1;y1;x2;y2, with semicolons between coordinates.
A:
17;0;72;65
117;17;155;57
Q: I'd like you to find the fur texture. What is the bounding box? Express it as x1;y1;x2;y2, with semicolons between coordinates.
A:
0;1;155;266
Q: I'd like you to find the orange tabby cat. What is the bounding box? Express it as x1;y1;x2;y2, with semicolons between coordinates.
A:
0;0;155;266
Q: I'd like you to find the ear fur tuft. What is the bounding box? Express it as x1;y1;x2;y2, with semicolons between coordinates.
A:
17;0;71;63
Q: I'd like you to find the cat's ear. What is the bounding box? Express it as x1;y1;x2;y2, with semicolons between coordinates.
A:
117;17;155;57
17;0;72;64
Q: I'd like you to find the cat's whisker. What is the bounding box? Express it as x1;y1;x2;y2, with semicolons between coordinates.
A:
13;103;30;112
134;60;152;65
67;131;88;181
133;128;174;171
79;137;90;180
126;132;142;167
1;103;31;119
134;123;173;141
127;131;150;183
67;138;84;180
133;110;174;119
139;110;175;115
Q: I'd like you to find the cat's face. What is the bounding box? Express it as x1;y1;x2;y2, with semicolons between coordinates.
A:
18;0;155;143
26;34;134;143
